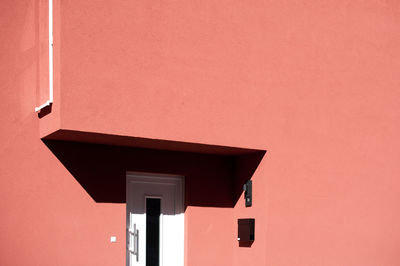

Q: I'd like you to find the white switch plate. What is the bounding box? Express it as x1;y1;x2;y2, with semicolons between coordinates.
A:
110;236;117;243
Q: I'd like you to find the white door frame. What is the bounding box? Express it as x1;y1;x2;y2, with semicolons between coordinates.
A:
126;172;185;266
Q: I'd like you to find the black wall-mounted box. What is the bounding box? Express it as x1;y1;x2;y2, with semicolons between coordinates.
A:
237;218;255;242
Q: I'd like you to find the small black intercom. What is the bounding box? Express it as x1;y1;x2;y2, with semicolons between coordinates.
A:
237;218;255;242
243;180;252;207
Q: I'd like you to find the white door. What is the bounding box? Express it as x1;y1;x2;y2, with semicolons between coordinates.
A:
126;172;184;266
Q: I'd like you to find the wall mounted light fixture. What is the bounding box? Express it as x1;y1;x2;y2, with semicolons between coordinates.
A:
243;180;252;207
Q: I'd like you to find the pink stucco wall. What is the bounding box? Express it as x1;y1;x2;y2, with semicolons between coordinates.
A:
1;0;400;265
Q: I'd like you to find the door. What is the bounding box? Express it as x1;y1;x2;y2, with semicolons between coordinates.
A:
126;172;184;266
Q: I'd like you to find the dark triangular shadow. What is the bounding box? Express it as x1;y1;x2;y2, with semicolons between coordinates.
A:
43;137;265;210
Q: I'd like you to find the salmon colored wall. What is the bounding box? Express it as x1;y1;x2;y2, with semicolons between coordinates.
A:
1;0;400;265
0;1;124;265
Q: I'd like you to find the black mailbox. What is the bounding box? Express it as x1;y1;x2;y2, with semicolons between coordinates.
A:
237;218;255;242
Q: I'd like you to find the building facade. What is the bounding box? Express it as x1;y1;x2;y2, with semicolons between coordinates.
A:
1;0;400;265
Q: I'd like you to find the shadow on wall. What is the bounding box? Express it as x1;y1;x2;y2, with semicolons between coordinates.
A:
37;104;52;118
43;139;265;208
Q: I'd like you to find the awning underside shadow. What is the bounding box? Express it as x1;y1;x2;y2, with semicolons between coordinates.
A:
43;130;265;208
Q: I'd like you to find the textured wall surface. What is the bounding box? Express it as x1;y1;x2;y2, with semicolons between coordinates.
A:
1;0;400;265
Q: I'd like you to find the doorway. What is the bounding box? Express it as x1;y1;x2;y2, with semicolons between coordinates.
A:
126;172;184;266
